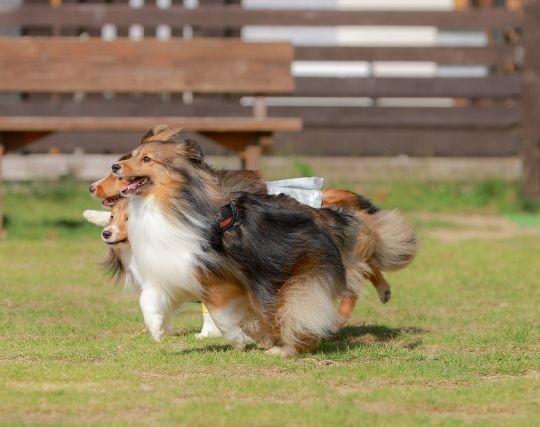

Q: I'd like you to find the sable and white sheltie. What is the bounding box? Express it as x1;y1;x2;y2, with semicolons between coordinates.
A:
108;134;417;356
87;126;416;330
84;199;136;290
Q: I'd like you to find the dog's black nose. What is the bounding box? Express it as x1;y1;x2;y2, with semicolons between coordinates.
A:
89;184;96;194
102;230;112;240
111;163;121;173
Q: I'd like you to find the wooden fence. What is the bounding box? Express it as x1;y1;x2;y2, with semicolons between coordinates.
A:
0;1;539;198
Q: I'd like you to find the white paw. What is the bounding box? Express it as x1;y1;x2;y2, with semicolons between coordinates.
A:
195;327;223;339
195;312;223;339
266;345;297;357
224;331;254;351
147;316;165;342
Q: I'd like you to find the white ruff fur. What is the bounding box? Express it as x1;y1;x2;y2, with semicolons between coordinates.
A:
128;196;208;341
117;246;138;292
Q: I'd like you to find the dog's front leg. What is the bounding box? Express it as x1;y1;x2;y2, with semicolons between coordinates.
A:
139;287;172;342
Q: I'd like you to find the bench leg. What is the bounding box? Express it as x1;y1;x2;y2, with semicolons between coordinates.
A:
241;144;262;171
0;144;4;238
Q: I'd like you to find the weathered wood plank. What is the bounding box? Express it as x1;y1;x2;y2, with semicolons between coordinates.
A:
0;38;294;93
521;4;540;199
295;77;522;98
295;46;519;66
0;5;523;29
274;128;521;157
0;116;302;133
269;106;521;129
0;143;4;237
0;101;520;129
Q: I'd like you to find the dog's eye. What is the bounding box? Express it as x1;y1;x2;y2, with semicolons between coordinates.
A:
125;216;128;222
142;156;151;163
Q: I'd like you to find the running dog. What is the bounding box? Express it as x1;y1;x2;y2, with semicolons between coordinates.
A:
110;137;415;356
89;126;416;326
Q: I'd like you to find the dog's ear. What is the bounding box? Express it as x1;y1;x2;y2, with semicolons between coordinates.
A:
179;139;204;164
140;128;156;145
83;210;112;227
141;125;184;144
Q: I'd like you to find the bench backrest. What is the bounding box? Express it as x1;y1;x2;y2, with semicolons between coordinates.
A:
0;37;294;94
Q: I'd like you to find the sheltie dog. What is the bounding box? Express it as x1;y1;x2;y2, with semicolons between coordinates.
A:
88;126;416;329
83;199;136;290
109;137;416;356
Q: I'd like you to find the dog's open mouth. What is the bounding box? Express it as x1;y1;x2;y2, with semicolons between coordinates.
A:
102;194;123;208
120;177;151;196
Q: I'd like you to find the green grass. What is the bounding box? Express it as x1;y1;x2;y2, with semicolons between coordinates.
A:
1;180;539;426
326;179;540;214
3;178;539;241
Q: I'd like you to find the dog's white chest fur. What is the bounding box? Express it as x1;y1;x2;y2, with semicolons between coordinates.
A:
128;196;205;299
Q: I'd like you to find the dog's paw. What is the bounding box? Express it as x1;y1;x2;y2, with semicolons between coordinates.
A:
266;345;297;357
223;330;253;351
82;210;111;226
195;328;223;339
146;316;166;342
379;288;391;304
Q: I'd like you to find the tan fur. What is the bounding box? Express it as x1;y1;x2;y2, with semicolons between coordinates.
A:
338;295;358;327
91;173;129;200
197;270;246;310
322;188;418;319
371;210;418;272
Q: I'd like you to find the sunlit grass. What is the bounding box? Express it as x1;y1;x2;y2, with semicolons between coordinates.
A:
0;179;539;425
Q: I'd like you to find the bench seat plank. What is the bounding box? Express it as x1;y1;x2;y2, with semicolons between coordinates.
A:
0;116;302;133
0;38;294;94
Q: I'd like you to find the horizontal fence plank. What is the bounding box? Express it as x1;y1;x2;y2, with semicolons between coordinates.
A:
0;38;294;94
0;5;523;30
295;77;522;98
295;46;519;65
269;106;521;129
0;100;520;129
274;129;521;156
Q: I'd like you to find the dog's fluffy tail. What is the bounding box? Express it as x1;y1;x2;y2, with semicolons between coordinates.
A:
372;210;418;272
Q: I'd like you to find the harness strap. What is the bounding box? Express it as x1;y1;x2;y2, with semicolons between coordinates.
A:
215;202;237;232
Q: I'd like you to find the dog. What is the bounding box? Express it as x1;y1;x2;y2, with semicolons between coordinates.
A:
84;197;226;339
88;127;417;334
83;198;136;290
110;136;411;356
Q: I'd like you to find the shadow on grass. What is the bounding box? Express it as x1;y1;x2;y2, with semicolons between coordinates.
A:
169;324;426;355
44;219;88;230
315;324;427;354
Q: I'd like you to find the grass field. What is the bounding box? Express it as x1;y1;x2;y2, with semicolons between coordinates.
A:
1;180;539;426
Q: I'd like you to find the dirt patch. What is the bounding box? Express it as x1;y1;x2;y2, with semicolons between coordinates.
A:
416;213;540;242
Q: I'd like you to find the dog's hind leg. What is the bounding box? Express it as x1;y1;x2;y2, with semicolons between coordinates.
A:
271;274;340;357
370;269;391;304
338;293;358;328
337;266;367;328
206;297;254;350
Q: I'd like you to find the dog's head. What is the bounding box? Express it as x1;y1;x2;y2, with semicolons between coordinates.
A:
83;198;129;246
111;130;204;198
101;198;129;246
89;152;132;207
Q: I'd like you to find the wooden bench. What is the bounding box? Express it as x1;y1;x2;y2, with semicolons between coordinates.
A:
0;37;301;164
0;36;301;233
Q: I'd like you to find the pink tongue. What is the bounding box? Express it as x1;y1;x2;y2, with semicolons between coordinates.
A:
122;180;141;193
